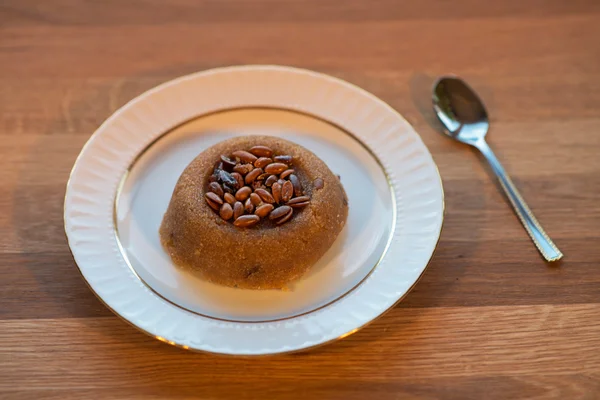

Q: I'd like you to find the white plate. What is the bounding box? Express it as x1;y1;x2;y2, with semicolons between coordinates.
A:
64;65;444;355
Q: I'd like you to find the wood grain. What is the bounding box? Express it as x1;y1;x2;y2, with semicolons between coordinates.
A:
1;1;600;398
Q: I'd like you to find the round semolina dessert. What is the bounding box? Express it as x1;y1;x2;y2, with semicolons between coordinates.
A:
159;135;348;289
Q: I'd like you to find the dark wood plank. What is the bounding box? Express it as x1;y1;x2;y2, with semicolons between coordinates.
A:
3;375;600;400
1;306;599;387
2;0;599;27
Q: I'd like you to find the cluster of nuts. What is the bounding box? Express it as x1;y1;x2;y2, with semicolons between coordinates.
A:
204;145;321;227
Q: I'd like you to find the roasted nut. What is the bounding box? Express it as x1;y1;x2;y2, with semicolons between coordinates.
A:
277;179;286;186
255;188;275;204
232;150;258;163
233;201;244;219
264;163;288;175
254;157;272;169
287;195;310;208
234;214;260;227
269;205;291;220
280;169;295;179
205;192;223;210
281;181;293;203
224;192;236;205
208;182;224;197
250;193;262;206
256;173;270;181
249;145;273;158
220;155;237;171
289;201;309;208
272;182;282;203
275;207;293;225
208;175;217;183
244;198;254;214
245;167;263;184
289;174;302;196
235;186;252;201
265;175;278;187
206;199;220;211
205;192;223;205
231;172;244;188
314;178;324;190
255;203;274;218
233;163;253;175
220;203;233;220
233;165;245;175
274;155;292;164
252;180;265;190
287;195;310;204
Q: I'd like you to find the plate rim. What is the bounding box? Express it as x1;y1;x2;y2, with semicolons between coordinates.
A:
64;64;445;355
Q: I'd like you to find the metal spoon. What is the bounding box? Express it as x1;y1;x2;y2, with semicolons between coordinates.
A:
432;76;563;262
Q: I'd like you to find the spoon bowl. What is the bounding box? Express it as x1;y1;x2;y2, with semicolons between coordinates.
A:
433;77;490;145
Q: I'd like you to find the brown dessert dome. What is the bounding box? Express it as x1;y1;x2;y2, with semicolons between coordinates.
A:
159;135;348;289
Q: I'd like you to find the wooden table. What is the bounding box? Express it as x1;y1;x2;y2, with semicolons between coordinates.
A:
2;1;600;398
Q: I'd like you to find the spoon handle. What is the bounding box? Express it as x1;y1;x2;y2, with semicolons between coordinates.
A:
475;140;563;262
